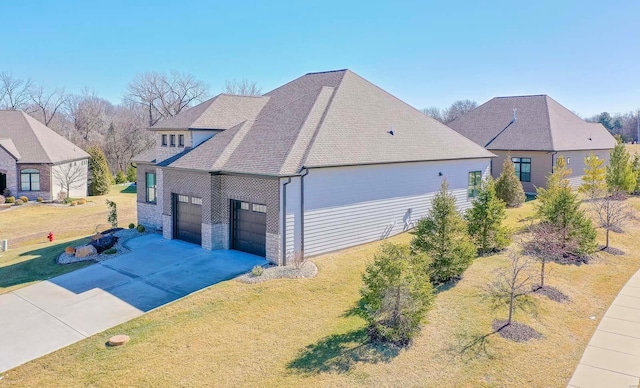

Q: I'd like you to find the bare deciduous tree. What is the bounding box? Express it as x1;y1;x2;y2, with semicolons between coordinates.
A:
487;252;532;325
53;162;87;199
103;105;153;173
591;192;635;249
524;223;576;288
65;90;111;143
0;72;33;110
443;99;477;123
223;79;262;96
29;85;67;126
422;107;444;123
125;71;209;126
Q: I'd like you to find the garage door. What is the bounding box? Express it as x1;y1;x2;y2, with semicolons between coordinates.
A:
173;194;202;245
231;200;266;257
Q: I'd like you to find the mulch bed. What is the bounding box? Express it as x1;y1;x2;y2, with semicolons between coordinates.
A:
237;261;318;284
492;320;542;342
531;284;570;303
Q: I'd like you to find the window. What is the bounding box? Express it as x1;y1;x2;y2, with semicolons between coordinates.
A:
20;169;40;191
170;134;176;147
178;134;185;147
177;194;189;203
145;173;156;203
161;134;167;146
252;203;267;213
191;197;202;205
468;171;482;198
512;157;531;182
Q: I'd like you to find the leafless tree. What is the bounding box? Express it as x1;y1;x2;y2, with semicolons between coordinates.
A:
223;79;262;96
103;105;153;173
0;72;33;109
52;162;87;199
422;107;444;123
29;85;67;126
65;90;111;143
125;71;209;127
487;252;532;325
591;192;635;249
443;99;477;123
524;223;576;288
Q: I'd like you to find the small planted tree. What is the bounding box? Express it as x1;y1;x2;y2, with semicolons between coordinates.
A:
537;157;598;259
360;243;435;345
606;142;636;194
114;170;127;184
487;252;532;326
87;146;111;196
495;155;526;208
525;222;576;289
465;178;511;254
591;191;634;250
106;199;118;228
411;180;476;284
126;164;137;183
579;152;607;200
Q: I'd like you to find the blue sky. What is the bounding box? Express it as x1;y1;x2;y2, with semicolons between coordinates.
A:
1;1;638;117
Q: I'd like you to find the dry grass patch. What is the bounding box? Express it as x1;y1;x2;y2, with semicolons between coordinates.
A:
3;199;640;386
0;185;137;248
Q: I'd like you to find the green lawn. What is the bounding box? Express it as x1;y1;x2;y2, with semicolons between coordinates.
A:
2;197;640;386
0;185;137;295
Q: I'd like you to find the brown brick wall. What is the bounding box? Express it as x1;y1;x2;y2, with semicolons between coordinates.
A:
17;163;52;200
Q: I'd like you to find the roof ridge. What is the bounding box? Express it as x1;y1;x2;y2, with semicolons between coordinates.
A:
304;69;349;75
19;112;53;162
494;94;547;99
543;95;555;150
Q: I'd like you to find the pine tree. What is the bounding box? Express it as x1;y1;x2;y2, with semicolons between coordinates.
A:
579;152;607;199
537;157;597;258
465;178;511;254
87;146;111;196
606;142;636;194
126;164;137;183
360;243;435;345
411;180;476;284
495;155;526;208
631;155;640;193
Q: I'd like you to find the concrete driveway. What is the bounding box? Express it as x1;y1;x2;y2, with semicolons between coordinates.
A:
0;234;267;373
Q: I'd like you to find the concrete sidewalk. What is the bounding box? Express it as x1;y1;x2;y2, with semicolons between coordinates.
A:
0;235;267;373
568;269;640;387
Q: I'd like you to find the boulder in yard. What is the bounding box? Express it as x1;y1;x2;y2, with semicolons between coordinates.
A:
75;244;97;258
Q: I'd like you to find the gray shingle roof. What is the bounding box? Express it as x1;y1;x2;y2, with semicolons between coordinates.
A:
163;69;494;175
0;110;90;163
0;138;21;159
150;94;269;130
131;147;156;164
447;95;617;151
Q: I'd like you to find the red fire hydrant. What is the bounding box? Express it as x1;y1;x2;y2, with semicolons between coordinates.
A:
47;232;54;242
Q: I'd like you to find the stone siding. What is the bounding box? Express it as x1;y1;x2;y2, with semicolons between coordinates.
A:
136;163;162;230
0;148;17;196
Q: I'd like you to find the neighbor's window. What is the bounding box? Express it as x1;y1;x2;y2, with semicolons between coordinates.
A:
468;171;482;198
178;134;185;147
512;157;531;182
170;134;176;147
161;134;167;146
21;169;40;191
145;173;156;203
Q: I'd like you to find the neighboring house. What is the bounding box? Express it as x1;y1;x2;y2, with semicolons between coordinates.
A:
0;110;90;200
133;69;494;264
447;95;617;193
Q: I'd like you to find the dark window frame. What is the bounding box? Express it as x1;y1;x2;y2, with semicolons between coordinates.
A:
512;157;531;182
161;134;167;147
145;172;157;203
468;171;482;198
178;134;185;147
170;134;176;147
20;168;40;191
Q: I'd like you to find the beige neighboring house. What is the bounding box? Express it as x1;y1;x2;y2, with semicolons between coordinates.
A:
447;95;617;193
0;110;90;201
134;69;495;264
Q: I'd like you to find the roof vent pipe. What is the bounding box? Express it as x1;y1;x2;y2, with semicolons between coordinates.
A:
512;108;517;123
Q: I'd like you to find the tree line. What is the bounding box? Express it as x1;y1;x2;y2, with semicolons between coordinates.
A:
0;71;261;178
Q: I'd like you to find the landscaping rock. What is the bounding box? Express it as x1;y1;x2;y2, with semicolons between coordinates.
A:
108;334;130;346
90;235;118;253
75;244;97;258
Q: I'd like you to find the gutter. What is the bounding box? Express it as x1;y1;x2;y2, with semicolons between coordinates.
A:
281;177;292;265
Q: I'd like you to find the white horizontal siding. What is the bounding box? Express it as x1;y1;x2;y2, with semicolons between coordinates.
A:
302;158;491;257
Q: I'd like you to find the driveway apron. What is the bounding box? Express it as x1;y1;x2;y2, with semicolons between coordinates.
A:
0;234;267;373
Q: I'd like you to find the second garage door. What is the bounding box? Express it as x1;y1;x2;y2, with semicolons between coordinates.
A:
231;200;266;257
173;194;202;245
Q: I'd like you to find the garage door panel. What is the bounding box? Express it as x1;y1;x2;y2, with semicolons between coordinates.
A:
174;194;202;245
232;200;266;257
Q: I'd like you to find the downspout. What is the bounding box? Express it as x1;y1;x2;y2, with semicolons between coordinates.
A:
550;151;558;173
281;177;292;265
300;167;310;259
